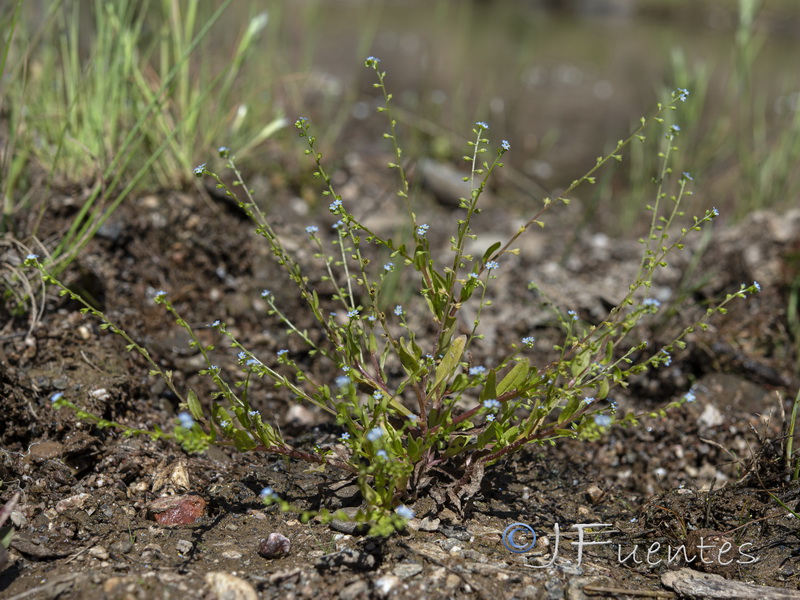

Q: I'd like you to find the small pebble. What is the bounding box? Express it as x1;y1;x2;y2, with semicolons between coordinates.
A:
258;533;291;558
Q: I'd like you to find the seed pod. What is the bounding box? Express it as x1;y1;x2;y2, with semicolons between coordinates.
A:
258;532;291;558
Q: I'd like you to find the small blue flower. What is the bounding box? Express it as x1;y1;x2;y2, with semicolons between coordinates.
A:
753;281;761;293
342;366;350;372
676;88;690;101
178;411;194;428
238;351;247;361
469;366;487;376
246;358;260;367
248;410;260;417
332;219;345;229
277;349;289;356
394;305;403;316
660;349;672;367
608;399;618;413
483;398;501;410
210;320;221;328
486;414;495;422
522;336;536;347
469;272;479;279
260;486;275;499
219;420;230;428
643;298;661;309
218;146;230;157
366;427;383;442
372;391;383;400
340;432;351;441
501;140;510;151
475;121;489;130
395;505;415;520
329;199;343;213
209;365;221;373
335;375;350;389
367;315;376;322
193;163;206;177
294;117;308;128
711;207;720;217
154;290;167;301
376;450;388;459
670;124;681;134
347;309;359;318
568;310;578;322
582;396;595;405
261;289;271;298
407;414;418;423
306;225;319;234
26;253;39;261
485;261;499;270
416;224;429;236
594;414;612;427
682;171;693;181
365;56;381;66
384;262;395;272
50;392;64;403
683;391;696;403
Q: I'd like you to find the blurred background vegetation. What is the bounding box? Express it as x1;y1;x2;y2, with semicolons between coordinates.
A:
2;0;799;263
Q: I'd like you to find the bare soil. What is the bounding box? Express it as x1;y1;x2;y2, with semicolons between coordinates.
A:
2;148;800;599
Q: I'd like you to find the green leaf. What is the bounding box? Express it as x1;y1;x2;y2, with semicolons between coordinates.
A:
482;241;501;262
433;335;466;391
187;390;204;420
497;361;528;396
571;348;591;379
479;370;497;402
397;337;420;373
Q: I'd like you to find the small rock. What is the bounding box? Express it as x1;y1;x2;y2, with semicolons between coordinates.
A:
393;562;423;578
147;494;206;526
110;539;133;555
176;539;193;555
204;572;258;600
445;573;461;589
585;484;604;504
258;533;291;558
316;547;377;571
416;517;441;532
375;575;401;597
88;546;109;560
222;550;243;560
339;579;369;600
56;493;91;513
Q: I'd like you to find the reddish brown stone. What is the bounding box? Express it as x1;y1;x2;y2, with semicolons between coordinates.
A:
147;494;206;526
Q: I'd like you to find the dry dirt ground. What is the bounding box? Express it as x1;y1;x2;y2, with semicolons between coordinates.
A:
2;150;800;599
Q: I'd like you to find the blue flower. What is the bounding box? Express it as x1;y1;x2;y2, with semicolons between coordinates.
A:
683;391;696;403
483;398;501;410
469;366;487;376
193;163;206;177
294;117;308;128
332;219;345;229
50;392;64;403
522;336;536;347
594;414;612;427
711;207;720;217
485;261;499;270
178;411;194;428
260;487;275;499
261;289;271;298
407;414;418;423
384;262;395;272
372;391;383;400
753;281;761;293
682;171;693;181
238;351;247;361
365;56;381;66
347;309;359;318
643;298;661;309
329;199;343;213
670;124;681;134
219;420;230;428
568;310;578;322
248;410;260;417
660;349;672;367
486;414;495;422
210;320;221;328
376;450;388;459
395;505;415;520
676;88;690;101
366;427;383;442
340;432;350;441
335;375;350;389
416;224;429;236
394;305;403;316
277;349;289;356
469;272;479;279
154;290;167;301
246;358;260;367
475;121;489;130
306;225;319;234
26;253;39;261
501;140;510;151
582;396;595;405
218;146;230;157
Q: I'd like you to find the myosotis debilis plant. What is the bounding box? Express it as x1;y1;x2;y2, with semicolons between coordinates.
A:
27;59;760;535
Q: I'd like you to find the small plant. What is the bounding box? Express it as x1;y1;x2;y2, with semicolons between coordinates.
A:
27;58;761;535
